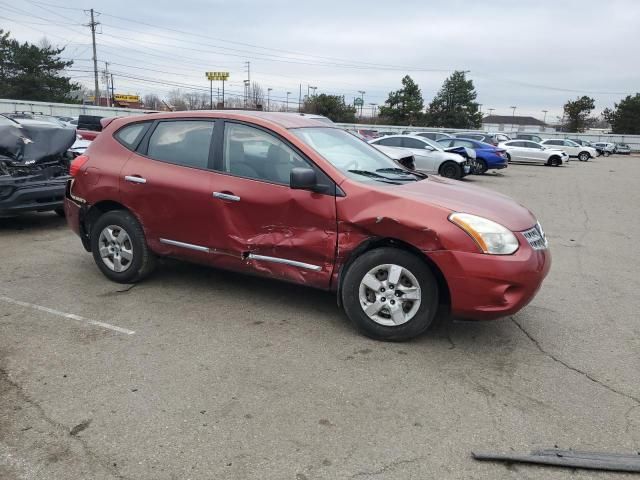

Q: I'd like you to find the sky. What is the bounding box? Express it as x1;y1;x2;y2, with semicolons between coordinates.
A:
2;0;639;121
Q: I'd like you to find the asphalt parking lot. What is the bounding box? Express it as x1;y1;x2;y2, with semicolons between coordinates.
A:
1;155;639;479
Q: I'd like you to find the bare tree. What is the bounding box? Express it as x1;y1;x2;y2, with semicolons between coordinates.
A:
250;82;264;110
167;89;187;111
143;93;161;110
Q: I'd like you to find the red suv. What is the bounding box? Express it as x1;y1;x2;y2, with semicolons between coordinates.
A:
65;111;550;341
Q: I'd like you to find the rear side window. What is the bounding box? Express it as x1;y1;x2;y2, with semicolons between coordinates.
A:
416;132;436;140
146;120;214;169
453;139;475;148
438;139;453;148
115;122;150;150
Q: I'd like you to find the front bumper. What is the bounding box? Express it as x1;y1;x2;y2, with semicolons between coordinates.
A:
0;176;68;216
428;238;551;320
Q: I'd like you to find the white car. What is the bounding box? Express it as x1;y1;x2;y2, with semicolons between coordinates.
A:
540;139;597;161
593;142;616;155
369;135;470;179
499;140;570;166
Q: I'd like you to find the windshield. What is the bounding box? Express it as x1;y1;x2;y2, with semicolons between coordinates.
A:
291;127;423;184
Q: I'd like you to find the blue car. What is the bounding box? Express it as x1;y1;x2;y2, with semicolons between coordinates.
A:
437;138;508;174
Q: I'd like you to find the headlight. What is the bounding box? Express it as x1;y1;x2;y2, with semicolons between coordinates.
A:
449;213;519;255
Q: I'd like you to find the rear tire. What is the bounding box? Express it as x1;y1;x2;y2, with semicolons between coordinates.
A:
506;153;512;163
477;159;488;174
341;248;439;341
578;151;590;162
439;161;462;179
90;210;156;284
603;151;611;157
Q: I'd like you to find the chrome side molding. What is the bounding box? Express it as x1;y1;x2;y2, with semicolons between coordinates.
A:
247;253;321;271
159;238;209;253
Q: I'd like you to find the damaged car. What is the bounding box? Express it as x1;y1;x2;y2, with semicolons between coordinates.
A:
0;114;76;217
65;111;550;341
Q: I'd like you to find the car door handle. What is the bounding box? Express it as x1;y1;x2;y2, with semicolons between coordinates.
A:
213;192;240;202
124;175;147;184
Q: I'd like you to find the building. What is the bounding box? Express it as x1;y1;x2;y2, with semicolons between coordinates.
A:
482;115;554;133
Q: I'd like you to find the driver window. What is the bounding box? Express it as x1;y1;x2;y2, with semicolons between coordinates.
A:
222;123;308;184
402;137;431;150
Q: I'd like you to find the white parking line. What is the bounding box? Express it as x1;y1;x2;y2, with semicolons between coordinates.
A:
0;296;135;335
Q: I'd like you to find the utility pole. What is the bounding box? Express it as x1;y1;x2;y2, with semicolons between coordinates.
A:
104;61;110;107
86;9;100;106
267;88;272;112
298;84;302;112
244;61;250;108
110;73;114;106
286;91;291;112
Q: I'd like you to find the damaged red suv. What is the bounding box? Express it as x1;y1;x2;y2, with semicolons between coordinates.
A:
65;111;550;341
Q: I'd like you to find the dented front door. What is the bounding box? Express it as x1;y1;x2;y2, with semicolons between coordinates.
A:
207;121;337;289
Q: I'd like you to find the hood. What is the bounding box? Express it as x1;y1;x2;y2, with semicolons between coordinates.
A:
391;176;537;232
0;119;75;164
427;150;466;164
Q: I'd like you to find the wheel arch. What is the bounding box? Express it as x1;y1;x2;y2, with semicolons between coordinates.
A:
336;237;451;313
81;200;134;251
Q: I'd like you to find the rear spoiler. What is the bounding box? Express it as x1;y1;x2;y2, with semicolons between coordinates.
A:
100;117;119;129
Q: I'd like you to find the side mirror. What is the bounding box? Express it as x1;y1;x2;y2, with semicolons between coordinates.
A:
290;167;317;190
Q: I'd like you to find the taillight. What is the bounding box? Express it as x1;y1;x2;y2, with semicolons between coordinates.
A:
70;154;89;177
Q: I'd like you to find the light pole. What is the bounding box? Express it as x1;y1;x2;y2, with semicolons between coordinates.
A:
310;86;317;97
369;103;377;122
267;88;272;111
542;109;548;131
358;90;366;117
510;106;517;132
286;91;291;112
488;108;495;116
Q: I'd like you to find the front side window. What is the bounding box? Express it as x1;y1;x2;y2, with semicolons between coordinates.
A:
147;121;214;169
222;123;308;184
402;137;431;150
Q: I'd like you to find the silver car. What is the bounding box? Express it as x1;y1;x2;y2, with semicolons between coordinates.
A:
369;135;470;179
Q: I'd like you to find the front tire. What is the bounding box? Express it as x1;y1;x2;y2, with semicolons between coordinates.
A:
341;248;439;341
547;156;561;167
90;210;156;284
439;161;463;179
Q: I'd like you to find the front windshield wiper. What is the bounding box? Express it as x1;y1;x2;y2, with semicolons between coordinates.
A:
375;167;424;180
347;169;404;184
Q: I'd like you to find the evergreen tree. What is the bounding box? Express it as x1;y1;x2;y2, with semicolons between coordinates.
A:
427;71;482;129
303;94;357;122
0;30;79;102
378;75;425;125
603;94;640;134
562;95;595;132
